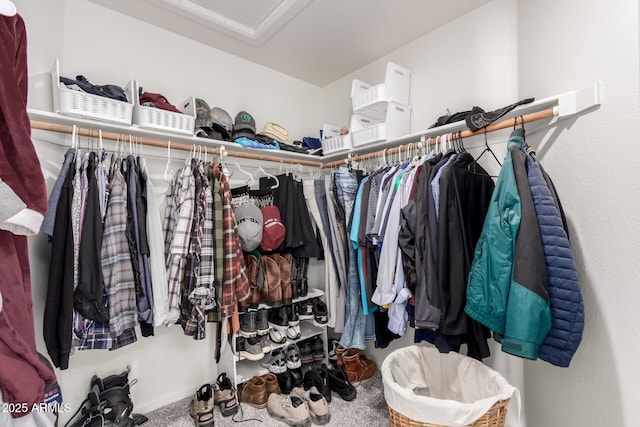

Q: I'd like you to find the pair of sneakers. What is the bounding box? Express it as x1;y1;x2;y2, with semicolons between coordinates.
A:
297;298;328;327
191;373;238;426
266;386;330;426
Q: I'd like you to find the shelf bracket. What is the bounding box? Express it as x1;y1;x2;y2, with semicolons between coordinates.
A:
554;81;602;118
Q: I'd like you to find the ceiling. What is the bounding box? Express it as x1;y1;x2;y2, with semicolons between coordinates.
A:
89;0;490;86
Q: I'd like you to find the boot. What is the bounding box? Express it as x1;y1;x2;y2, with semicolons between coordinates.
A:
279;253;293;305
255;308;270;335
260;254;282;307
341;349;376;386
246;253;262;308
261;372;281;397
290;256;300;300
239;310;257;338
299;257;309;297
237;375;268;409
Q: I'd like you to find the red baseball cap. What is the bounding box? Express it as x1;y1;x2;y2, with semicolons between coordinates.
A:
260;205;286;252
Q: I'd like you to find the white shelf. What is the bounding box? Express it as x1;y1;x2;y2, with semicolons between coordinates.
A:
235;321;327;385
255;287;324;311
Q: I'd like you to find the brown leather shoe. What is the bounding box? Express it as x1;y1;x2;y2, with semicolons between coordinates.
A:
261;255;282;307
341;349;376;386
262;372;281;397
279;253;293;305
246;253;261;309
237;375;268;409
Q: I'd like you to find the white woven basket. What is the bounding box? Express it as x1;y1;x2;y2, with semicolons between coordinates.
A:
51;59;133;125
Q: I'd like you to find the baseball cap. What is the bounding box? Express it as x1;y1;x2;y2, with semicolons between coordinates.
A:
194;98;213;130
258;122;289;144
235;204;263;252
234;111;256;133
260;205;286;252
210;107;233;141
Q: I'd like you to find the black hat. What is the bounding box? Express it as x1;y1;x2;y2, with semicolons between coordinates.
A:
234;111;256;133
466;98;535;131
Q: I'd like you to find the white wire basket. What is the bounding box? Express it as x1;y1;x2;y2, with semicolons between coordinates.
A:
51;59;133;125
321;124;352;154
128;81;195;135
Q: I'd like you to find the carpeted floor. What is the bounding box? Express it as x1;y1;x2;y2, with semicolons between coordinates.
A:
144;370;389;426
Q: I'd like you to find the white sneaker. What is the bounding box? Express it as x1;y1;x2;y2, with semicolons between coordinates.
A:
292;386;330;425
267;393;311;427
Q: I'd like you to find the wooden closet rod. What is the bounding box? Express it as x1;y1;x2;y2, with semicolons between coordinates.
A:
30;120;325;168
322;107;555;169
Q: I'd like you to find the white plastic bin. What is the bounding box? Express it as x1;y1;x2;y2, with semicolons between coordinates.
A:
351;62;411;112
321;124;352;154
381;346;518;427
51;59;133;125
128;81;195;135
349;101;411;147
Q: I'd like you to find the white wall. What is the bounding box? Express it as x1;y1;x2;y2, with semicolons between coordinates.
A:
14;0;324;421
517;0;640;426
322;0;518;136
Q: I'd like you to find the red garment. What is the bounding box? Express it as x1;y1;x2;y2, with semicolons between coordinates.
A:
0;13;55;416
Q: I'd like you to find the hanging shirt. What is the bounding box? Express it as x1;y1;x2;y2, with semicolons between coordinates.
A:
40;148;76;238
163;164;195;324
101;166;137;338
212;164;250;318
144;163;170;327
181;161;207;339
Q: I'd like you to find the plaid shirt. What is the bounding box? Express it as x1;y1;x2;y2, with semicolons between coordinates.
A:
212;164;250;318
163;164;195;323
101;167;137;337
181;162;207;339
75;293;138;350
207;167;224;323
197;165;215;294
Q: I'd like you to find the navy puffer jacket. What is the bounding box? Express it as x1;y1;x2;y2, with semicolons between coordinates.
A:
522;143;584;367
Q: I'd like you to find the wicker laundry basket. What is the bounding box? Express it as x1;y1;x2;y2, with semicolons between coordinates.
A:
381;346;516;427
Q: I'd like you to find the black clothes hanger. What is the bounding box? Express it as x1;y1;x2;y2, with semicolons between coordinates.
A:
469;127;502;177
510;115;526;140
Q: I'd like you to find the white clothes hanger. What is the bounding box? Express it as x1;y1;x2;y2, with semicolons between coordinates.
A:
0;0;17;17
164;141;175;182
256;160;279;189
234;158;255;186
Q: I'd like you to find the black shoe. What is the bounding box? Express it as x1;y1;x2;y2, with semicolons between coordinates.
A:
312;299;328;327
277;370;294;394
303;364;332;403
285;304;299;326
255;308;270;335
327;366;356;401
268;306;288;329
290;367;304;388
311;336;324;362
297;300;314;320
239;310;257;338
299;340;314;365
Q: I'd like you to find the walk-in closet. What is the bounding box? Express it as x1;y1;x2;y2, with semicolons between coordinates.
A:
1;0;638;426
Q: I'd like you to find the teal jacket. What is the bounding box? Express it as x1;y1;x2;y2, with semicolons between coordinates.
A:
465;134;551;360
